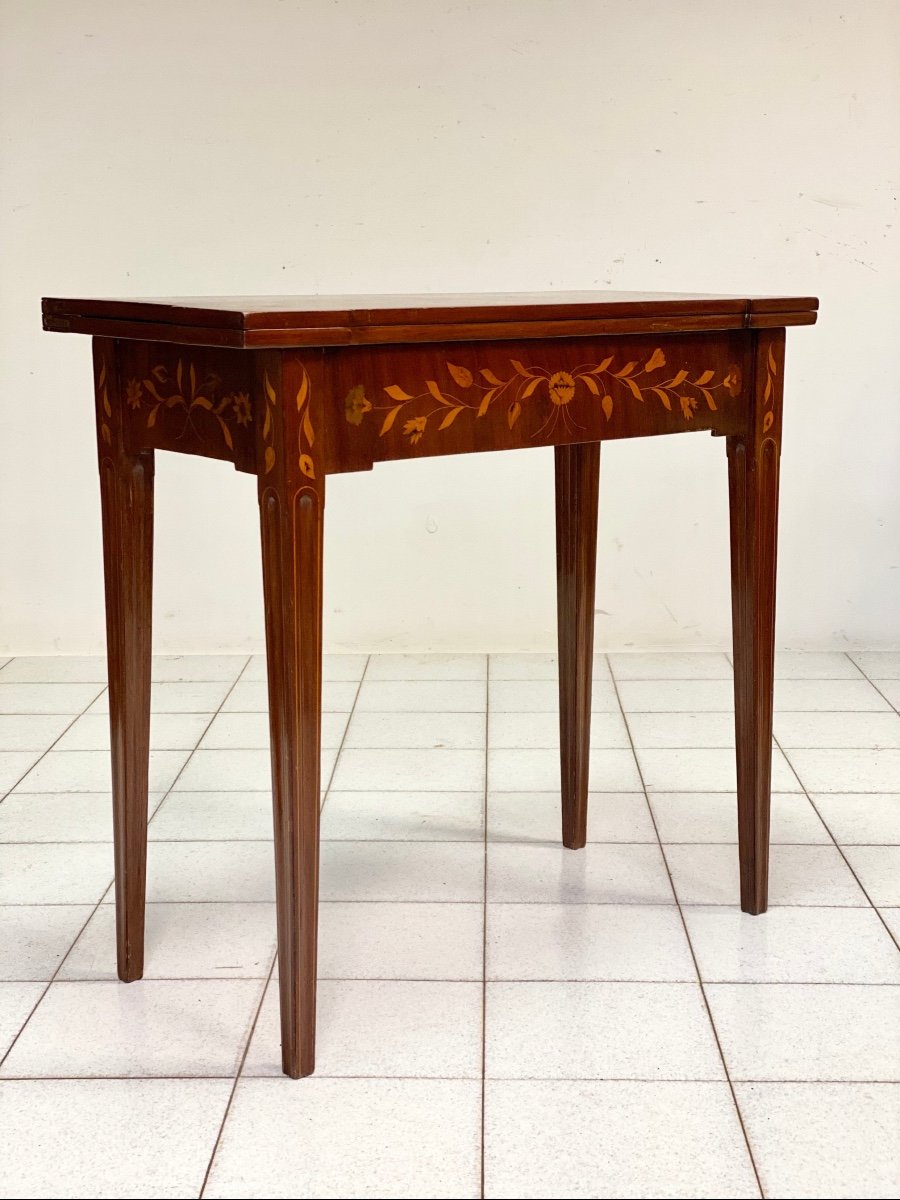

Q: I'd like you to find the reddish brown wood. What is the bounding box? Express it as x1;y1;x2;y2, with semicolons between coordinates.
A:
255;351;326;1078
327;332;750;471
556;441;601;849
46;293;817;1078
728;329;785;914
93;338;154;981
43;291;819;349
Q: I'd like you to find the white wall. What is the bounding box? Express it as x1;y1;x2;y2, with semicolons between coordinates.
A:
1;0;898;654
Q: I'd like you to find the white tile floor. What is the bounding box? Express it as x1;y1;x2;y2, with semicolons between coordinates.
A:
0;650;898;1199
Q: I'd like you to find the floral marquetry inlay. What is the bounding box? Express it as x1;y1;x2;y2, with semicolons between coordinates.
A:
125;360;250;452
262;365;316;479
761;343;778;437
345;349;742;446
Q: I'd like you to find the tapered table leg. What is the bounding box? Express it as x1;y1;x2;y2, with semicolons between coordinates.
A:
727;331;784;914
256;353;324;1078
93;339;154;981
555;441;601;849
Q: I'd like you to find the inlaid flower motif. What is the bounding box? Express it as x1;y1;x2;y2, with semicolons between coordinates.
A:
643;347;666;372
125;379;143;409
345;385;373;426
403;416;427;444
548;371;576;406
680;395;699;420
723;367;741;397
231;392;252;426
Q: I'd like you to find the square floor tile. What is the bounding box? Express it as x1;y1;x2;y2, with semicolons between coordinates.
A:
649;792;829;844
609;652;733;680
774;679;891;712
321;842;484;902
487;843;673;905
150;654;246;682
636;746;799;792
0;1078;232;1199
0;683;105;715
318;902;483;980
244;978;482;1077
128;841;275;903
55;712;210;751
484;1080;758;1199
204;1078;481;1199
0;714;72;752
0;979;264;1077
343;710;485;750
775;711;900;749
149;791;273;841
488;747;642;792
774;652;863;679
0;844;112;904
842;846;900;906
707;983;900;1081
489;680;619;713
0;905;93;980
485;982;723;1079
666;844;868;906
684;906;900;983
202;710;348;751
736;1082;900;1199
0;791;163;843
0;983;43;1058
487;710;630;749
617;679;735;713
173;749;272;791
59;903;277;980
13;749;190;794
222;679;359;713
330;748;485;792
487;791;655;844
0;656;108;683
0;751;43;793
488;653;611;681
486;903;695;981
88;680;233;715
366;653;486;680
355;680;485;714
321;790;484;841
626;711;737;748
784;748;900;793
850;651;900;679
810;793;900;844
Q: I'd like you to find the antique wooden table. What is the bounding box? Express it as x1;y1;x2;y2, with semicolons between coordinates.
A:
43;290;817;1077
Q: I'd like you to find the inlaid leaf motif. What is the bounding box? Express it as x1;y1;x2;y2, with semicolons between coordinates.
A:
299;453;316;479
439;407;464;430
353;348;736;447
762;411;774;433
264;446;276;473
446;363;473;388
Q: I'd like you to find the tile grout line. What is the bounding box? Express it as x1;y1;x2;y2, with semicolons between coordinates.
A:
0;682;109;808
320;656;371;815
608;662;766;1199
849;656;900;715
198;955;277;1197
773;732;900;953
480;655;489;1200
0;659;252;1075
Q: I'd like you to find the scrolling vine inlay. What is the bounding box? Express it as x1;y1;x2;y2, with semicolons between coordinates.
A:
345;349;741;446
125;359;250;451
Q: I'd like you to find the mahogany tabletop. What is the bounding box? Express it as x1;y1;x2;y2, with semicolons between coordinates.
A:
42;290;818;348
